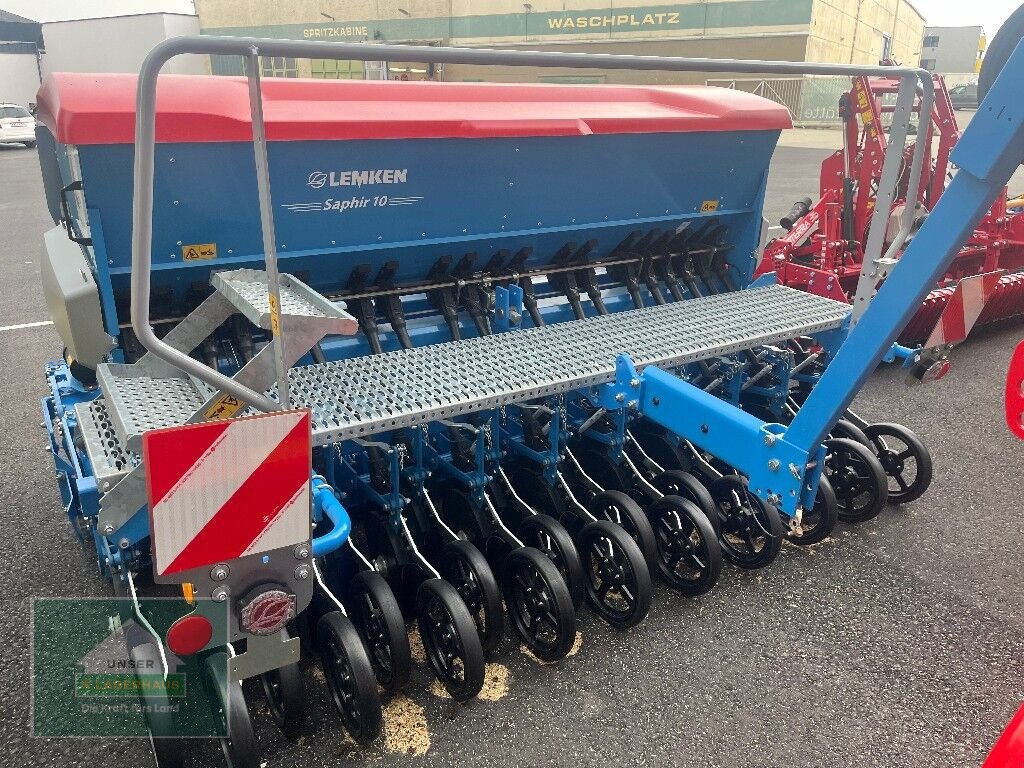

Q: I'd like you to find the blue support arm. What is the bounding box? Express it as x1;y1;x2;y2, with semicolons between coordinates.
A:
787;42;1024;451
311;474;351;558
598;45;1024;517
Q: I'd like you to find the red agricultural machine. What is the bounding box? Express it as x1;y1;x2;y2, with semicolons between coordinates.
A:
756;70;1024;349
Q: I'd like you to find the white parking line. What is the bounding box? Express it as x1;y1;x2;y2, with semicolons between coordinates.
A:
0;320;53;332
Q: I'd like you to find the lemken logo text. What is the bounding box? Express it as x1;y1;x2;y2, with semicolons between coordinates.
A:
307;170;408;189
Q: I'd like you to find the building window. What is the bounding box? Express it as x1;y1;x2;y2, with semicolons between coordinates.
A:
923;35;940;48
880;33;893;62
261;56;297;78
311;59;365;80
921;58;936;71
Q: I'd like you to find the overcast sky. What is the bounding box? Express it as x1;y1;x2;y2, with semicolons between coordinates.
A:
2;0;1020;38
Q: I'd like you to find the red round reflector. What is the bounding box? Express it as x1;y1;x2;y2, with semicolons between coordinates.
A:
166;614;214;656
922;359;951;382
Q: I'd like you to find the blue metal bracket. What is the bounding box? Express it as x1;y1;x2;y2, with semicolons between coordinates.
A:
493;284;524;333
882;342;918;368
595;354;821;514
811;314;851;361
593;354;643;412
642;365;819;514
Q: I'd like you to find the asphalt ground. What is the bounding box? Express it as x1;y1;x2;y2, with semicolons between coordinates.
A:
1;134;1023;768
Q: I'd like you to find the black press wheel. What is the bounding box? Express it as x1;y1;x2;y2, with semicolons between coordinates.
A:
348;569;412;691
577;520;652;629
631;428;692;473
979;2;1024;103
862;423;933;504
130;642;185;768
501;546;577;661
258;655;306;741
205;652;260;768
830;418;871;448
315;611;383;745
415;578;485;702
709;474;784;569
784;475;838;546
573;445;630;493
507;467;568;519
587;490;658;572
517;513;586;610
647;495;722;596
824;437;889;523
650;470;720;537
438;539;505;654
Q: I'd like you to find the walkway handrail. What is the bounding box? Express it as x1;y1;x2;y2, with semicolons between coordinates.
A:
130;35;933;411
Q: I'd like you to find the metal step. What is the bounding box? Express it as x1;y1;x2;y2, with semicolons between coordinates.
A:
96;363;207;449
96;285;850;448
74;399;137;492
211;268;358;334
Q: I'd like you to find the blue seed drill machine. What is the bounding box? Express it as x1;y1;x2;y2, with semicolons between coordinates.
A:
33;34;1024;767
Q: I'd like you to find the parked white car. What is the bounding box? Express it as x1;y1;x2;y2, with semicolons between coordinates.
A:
0;104;36;147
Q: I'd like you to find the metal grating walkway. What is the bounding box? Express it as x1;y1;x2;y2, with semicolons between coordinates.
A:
98;285;849;448
293;285;848;444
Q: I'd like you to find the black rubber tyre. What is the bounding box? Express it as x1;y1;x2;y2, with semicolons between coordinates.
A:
649;470;720;537
830;418;871;448
24;140;36;148
315;611;383;745
438;540;504;654
130;643;185;768
979;3;1024;103
710;474;784;570
205;653;260;768
573;445;629;493
502;546;577;661
784;475;839;546
415;578;485;702
587;490;658;572
631;429;691;473
348;570;412;691
517;513;586;610
508;467;568;519
647;495;722;596
862;423;933;504
259;656;306;741
824;437;889;523
577;520;652;629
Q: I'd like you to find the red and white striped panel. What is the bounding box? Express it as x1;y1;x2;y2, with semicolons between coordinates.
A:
142;410;312;578
924;271;1003;348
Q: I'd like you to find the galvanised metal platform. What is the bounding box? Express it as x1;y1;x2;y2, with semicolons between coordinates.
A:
87;284;849;463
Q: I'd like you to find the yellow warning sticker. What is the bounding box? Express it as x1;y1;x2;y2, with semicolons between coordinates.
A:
182;243;217;261
203;393;246;421
700;200;720;213
268;293;281;336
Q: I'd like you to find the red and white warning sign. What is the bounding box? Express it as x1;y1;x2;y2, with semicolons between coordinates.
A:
142;410;312;578
924;270;1003;348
